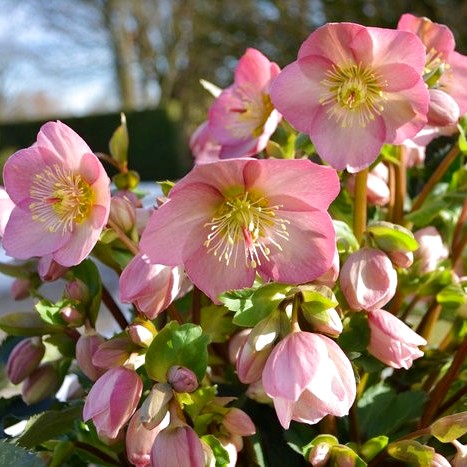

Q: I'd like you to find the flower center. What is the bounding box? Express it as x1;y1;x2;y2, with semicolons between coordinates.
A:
319;63;387;128
29;165;95;233
203;191;289;268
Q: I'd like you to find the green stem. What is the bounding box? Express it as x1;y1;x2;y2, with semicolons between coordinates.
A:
353;168;369;244
392;146;406;225
420;335;467;427
415;300;441;342
411;144;460;212
107;218;139;256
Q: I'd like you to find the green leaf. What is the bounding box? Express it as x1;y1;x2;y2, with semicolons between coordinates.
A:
334;220;359;255
367;221;418;252
17;405;83;449
71;260;102;327
360;436;389;461
458;121;467;153
0;442;45;466
436;283;466;309
219;287;256;315
35;299;68;325
145;321;210;382
200;305;236;343
182;386;217;421
337;312;370;353
387;440;434;465
232;283;291;327
109;112;129;165
300;285;338;313
0;312;65;336
266;140;285;158
418;269;453;296
201;435;230;466
158;180;175;197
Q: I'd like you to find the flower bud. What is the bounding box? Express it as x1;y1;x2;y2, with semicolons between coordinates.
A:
414;227;449;273
308;443;332;466
228;329;250;365
386;250;414;269
37;255;68;281
330;444;359;466
22;363;60;405
432;453;452;467
303;307;343;337
7;337;45;384
10;278;31;300
140;383;173;430
430;412;467;443
167;365;198;393
76;332;106;381
92;335;136;369
222;408;256;436
340;248;397;311
126;409;165;467
60;306;84;327
65;279;89;302
218;436;239;466
401;143;426;168
347;164;390;207
110;196;136;233
427;89;460;127
452;440;467;467
367;309;426;369
245;379;272;404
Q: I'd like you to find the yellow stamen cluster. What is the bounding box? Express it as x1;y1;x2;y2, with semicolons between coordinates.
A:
319;63;387;128
29;165;95;234
204;191;289;268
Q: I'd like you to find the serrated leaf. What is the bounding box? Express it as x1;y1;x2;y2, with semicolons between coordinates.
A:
109;113;128;165
0;442;45;466
367;221;418;252
200;305;236;343
0;312;65;336
17;405;83;449
145;321;210;382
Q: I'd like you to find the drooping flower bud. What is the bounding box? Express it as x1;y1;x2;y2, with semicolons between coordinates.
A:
427;88;460;127
339;247;397;311
76;332;106;381
222;408;256;436
414;227;449;273
367;309;426;369
386;250;414;269
22;363;60;405
167;365;198;393
10;278;31;300
37;255;68;281
128;322;156;347
109;196;137;233
245;379;272;404
228;329;250;365
60;306;84;327
302;306;343;337
347;163;390;207
7;337;45;384
452;440;467;467
92;335;136;369
64;279;90;302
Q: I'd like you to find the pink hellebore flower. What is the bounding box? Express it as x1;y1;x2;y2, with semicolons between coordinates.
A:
414;226;449;273
120;253;189;319
140;158;339;302
340;247;397;311
83;366;142;440
190;121;222;165
398;14;467;115
262;331;356;429
367;309;426;369
270;22;429;172
2;121;110;266
208;48;282;158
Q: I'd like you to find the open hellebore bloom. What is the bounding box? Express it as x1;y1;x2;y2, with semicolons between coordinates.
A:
270;22;429;172
340;247;397;311
208;48;282;158
2;121;111;266
120;253;189;319
398;13;467;116
83;366;142;440
367;309;426;369
262;331;356;429
190;121;222;165
140;158;339;302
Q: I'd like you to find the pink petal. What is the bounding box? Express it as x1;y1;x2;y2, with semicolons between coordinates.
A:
79;152;102;185
219;138;259;159
308;110;386;172
140;183;221;266
378;63;425;92
243;158;339;211
270;57;330;134
235;48;280;90
2;204;69;259
441;51;467;114
37;121;93;171
184;243;256;303
272;397;295;429
367;27;426;74
258;209;336;283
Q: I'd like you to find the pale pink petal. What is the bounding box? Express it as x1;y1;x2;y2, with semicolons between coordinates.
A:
79;152;102;185
367;27;426;74
2;205;69;259
271;397;295;429
270;56;330;134
308;110;386;172
235;48;279;90
219;138;259;159
257;209;336;283
140;183;221;266
298;22;372;65
184;244;256;303
243;158;339;211
37;121;93;171
291;390;332;425
441;51;467;114
378;63;424;92
53;205;108;266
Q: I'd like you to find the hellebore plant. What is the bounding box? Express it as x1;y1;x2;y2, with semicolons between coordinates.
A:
0;13;466;467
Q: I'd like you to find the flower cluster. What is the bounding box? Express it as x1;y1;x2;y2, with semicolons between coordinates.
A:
0;12;465;467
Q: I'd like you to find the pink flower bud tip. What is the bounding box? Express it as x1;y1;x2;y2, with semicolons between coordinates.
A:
22;363;59;405
7;337;45;385
167;365;198;393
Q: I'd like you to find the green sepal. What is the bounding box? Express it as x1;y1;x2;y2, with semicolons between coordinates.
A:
334;220;360;255
145;321;210;382
360;436;389;462
113;170;140;190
